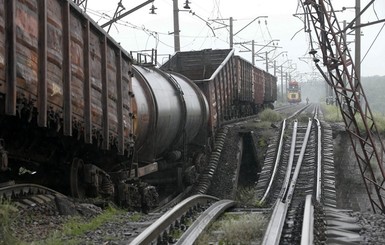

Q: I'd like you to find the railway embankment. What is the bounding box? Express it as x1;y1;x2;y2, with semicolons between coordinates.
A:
332;122;373;212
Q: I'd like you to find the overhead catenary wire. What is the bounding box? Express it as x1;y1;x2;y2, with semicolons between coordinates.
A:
361;22;385;63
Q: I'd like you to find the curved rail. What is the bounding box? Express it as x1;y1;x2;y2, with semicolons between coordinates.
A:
279;120;298;199
300;117;322;244
176;199;236;245
300;195;314;245
0;183;66;200
259;119;287;203
129;194;219;245
262;119;313;245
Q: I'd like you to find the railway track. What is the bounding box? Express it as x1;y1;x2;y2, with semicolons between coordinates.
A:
262;117;315;244
254;106;362;244
129;194;235;244
0;182;66;209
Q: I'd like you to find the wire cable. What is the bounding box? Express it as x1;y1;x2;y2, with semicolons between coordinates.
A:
361;22;385;63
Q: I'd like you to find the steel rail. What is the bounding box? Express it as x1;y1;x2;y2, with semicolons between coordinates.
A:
262;119;313;245
300;117;321;244
259;119;287;203
176;199;236;245
0;183;66;200
287;104;311;120
300;195;314;245
315;118;322;202
284;119;313;205
129;194;219;245
279;120;298;200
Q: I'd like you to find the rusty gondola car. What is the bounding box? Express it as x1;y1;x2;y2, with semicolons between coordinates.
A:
161;49;278;136
0;0;137;200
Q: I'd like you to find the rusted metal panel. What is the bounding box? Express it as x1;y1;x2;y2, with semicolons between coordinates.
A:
116;50;124;154
14;0;41;115
253;66;265;106
38;0;47;127
0;0;4;83
101;36;109;150
121;53;132;143
4;0;16;114
223;63;230;119
89;28;103;131
62;1;72;136
235;56;254;103
69;9;85;138
106;44;118;138
47;0;65;128
15;0;39;97
83;20;91;144
264;71;277;103
1;0;134;155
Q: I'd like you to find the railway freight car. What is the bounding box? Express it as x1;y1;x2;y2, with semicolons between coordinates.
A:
161;49;277;136
0;0;209;209
0;0;135;202
264;71;278;108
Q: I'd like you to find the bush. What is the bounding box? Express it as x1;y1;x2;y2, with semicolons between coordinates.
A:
258;109;283;122
321;103;344;122
196;213;267;244
218;213;267;243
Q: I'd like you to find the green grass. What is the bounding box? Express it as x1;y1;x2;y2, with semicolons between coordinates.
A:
34;205;129;245
196;213;267;244
258;109;283;123
0;201;20;245
322;103;385;134
321;103;344;122
61;205;125;236
355;112;385;135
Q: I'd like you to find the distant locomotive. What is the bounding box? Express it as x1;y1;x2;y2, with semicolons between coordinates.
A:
287;80;302;104
0;0;277;208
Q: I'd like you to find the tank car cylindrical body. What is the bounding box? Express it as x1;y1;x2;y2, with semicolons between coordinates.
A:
132;65;208;164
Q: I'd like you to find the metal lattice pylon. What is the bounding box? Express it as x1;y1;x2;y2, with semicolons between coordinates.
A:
302;0;385;213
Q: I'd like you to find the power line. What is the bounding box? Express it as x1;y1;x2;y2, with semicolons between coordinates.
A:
361;22;385;63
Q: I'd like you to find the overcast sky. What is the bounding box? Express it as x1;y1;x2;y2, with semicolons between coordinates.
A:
84;0;385;79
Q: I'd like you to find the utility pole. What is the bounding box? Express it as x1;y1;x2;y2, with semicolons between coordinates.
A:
252;40;255;66
281;65;283;103
285;72;288;103
355;0;361;103
173;0;181;52
274;60;276;77
229;16;267;49
265;51;268;72
229;17;234;49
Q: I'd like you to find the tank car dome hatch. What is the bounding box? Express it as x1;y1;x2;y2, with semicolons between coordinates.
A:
131;65;208;164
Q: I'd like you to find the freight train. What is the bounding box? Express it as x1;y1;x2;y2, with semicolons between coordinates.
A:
0;0;277;209
287;80;301;104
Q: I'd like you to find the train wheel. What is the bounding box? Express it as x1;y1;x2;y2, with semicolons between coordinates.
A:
70;158;86;198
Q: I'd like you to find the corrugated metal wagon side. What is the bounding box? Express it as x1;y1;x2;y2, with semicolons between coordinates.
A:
263;71;277;107
253;65;265;109
0;0;134;155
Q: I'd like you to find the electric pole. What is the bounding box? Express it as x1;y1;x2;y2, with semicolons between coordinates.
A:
173;0;181;52
229;17;234;49
355;0;361;103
